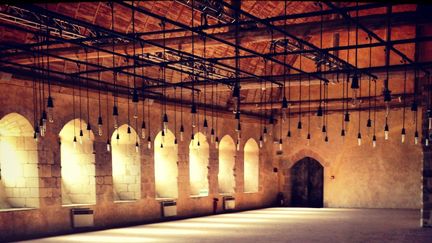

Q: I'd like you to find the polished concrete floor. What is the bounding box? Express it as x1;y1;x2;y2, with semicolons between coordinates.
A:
22;208;432;243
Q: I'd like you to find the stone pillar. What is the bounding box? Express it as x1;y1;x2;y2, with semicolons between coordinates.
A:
177;141;189;201
235;142;244;194
38;131;61;208
417;21;432;227
208;143;219;196
141;142;155;199
421;77;432;227
94;141;112;204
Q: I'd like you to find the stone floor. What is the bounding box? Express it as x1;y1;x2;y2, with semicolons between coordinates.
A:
21;208;432;243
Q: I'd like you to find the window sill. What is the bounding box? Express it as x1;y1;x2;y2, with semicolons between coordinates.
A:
62;203;95;208
190;195;209;199
114;200;138;204
155;198;176;201
0;207;37;213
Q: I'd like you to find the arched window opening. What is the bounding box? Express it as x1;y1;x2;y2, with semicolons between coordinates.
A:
154;129;178;199
218;135;235;195
189;132;209;197
111;125;141;201
59;119;96;205
244;138;259;193
0;113;39;209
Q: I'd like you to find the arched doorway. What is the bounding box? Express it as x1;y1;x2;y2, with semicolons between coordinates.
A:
291;157;323;208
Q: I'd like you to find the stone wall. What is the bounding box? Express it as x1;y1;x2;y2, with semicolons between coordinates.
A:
0;78;426;240
0;136;39;208
276;109;423;209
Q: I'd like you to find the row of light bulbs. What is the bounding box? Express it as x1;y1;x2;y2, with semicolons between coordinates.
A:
33;89;431;155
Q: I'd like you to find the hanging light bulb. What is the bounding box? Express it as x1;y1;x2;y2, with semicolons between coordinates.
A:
384;123;389;140
428;109;432;130
116;133;120;144
259;135;263;148
141;121;146;139
341;129;346;143
236;139;240;151
401;128;406;143
210;128;215;143
324;135;329;143
113;105;119;129
236;121;241;139
147;136;152;149
191;104;197;128
344;112;350;131
269;115;275;136
160;143;163;148
263;127;268;142
383;79;392;117
97;116;103;136
33;130;39;142
351;74;360;103
106;139;111;152
322;125;327;139
34;123;40;141
279;138;283;151
197;140;200;147
191;133;194;141
174;138;178;146
426;138;429;147
232;85;240;113
79;129;84;144
317;105;323;117
306;133;311;146
47;96;54;123
86;123;92;140
127;126;131;134
132;88;139;119
161;129;165;144
203;118;208;136
163;113;168;132
39;118;45;137
414;130;419;145
73;136;77;148
297;121;302;130
357;132;362;146
180;124;185;142
215;136;219;149
282;96;288;122
372;135;377;148
286;130;291;138
135;141;139;153
366;119;372;135
411;101;418;123
42;110;47;131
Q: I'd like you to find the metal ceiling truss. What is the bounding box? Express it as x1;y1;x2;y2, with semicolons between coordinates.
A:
0;1;428;117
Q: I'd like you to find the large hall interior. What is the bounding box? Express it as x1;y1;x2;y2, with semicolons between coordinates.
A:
0;1;432;242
